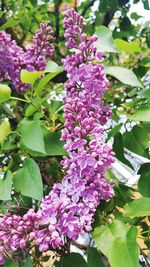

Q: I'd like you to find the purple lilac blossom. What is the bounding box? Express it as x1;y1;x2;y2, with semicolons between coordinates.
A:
0;9;114;264
0;31;27;91
25;22;54;72
0;22;54;91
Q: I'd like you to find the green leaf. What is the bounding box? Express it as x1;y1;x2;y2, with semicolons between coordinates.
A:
21;70;44;85
124;198;150;217
142;0;149;10
87;248;105;267
0;11;4;18
21;63;63;91
13;158;43;200
19;120;46;154
0;18;19;30
19;122;66;157
114;184;133;208
123;125;150;158
55;253;87;267
4;259;19;267
130;12;142;20
113;133;133;169
93;220;128;256
138;163;150;197
121;98;142;110
0;84;11;104
35;72;61;95
42;127;67;156
25;96;48;117
95;26;120;53
127;104;150;122
21;256;33;267
2;141;17;152
138;88;150;98
45;60;64;73
108;227;139;267
114;39;141;53
0;170;12;201
105;66;142;87
49;101;62;114
0;120;10;145
99;0;118;12
107;124;122;140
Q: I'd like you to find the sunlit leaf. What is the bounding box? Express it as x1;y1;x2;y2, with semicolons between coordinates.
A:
108;227;139;267
138;88;150;98
105;66;142;87
95;26;120;53
45;60;64;73
0;84;11;104
21;70;44;85
114;39;141;53
124;198;150;217
0;120;10;145
93;220;128;256
127;104;150;122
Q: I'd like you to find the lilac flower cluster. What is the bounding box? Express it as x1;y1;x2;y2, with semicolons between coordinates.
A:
0;31;27;91
25;22;54;72
0;9;114;265
0;22;54;91
0;210;41;265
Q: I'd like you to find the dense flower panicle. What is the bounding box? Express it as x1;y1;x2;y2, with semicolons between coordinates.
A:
0;22;54;91
38;8;114;248
0;31;27;91
0;210;42;262
25;22;54;72
0;9;114;264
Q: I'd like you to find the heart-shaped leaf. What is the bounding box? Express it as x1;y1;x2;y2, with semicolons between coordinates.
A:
13;158;43;200
95;26;120;53
108;227;139;267
124;197;150;217
105;66;142;87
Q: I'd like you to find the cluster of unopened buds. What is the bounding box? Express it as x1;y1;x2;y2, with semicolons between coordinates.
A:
0;9;114;265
